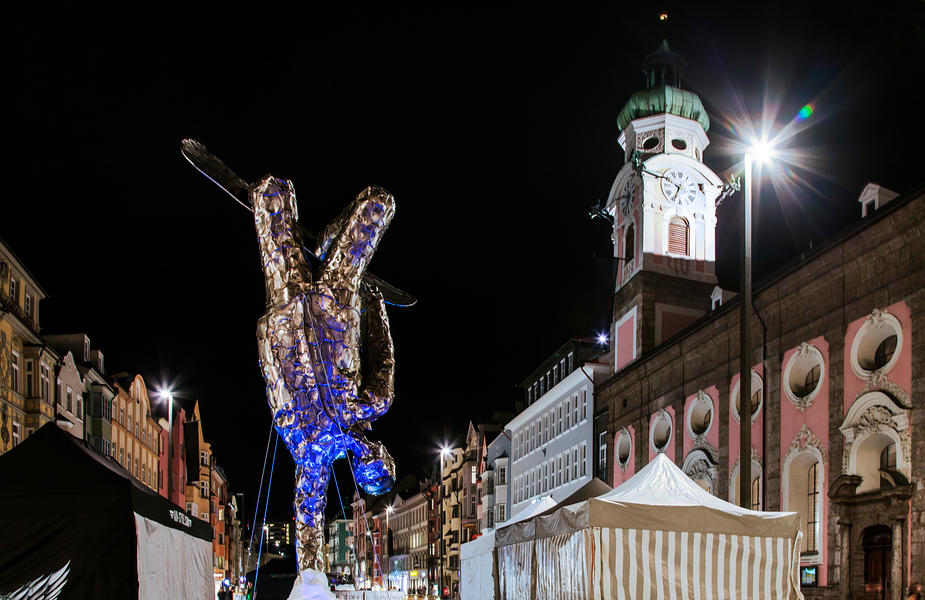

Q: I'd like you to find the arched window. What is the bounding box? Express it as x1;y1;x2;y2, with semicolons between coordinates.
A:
667;216;689;255
751;476;761;511
624;223;635;262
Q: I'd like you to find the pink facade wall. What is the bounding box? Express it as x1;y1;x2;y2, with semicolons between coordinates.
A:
780;336;829;585
842;301;912;413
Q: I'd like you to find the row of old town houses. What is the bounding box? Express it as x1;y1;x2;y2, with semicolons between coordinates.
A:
0;244;244;592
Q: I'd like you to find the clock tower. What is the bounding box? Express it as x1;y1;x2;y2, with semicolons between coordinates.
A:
605;41;724;373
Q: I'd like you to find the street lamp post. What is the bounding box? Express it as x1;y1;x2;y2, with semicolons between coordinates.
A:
159;390;175;504
438;447;449;598
385;505;392;591
739;153;753;510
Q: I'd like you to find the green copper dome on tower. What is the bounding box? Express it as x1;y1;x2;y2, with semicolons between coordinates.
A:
616;40;710;134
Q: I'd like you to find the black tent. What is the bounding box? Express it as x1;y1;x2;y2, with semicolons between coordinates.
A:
0;423;213;599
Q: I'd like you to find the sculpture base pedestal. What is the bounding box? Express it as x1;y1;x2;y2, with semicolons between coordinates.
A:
286;568;337;600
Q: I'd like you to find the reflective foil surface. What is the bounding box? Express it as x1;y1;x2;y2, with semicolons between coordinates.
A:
251;176;397;572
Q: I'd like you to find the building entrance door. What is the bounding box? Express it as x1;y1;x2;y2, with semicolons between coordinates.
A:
862;525;892;600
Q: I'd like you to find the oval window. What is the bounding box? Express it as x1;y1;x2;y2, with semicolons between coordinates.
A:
671;138;688;150
642;136;659;150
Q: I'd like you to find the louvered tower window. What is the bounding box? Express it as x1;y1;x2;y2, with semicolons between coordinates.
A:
624;224;635;262
668;216;689;255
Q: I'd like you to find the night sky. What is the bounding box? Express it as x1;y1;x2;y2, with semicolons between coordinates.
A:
6;2;923;523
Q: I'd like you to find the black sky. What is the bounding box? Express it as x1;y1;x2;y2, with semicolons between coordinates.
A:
5;2;923;522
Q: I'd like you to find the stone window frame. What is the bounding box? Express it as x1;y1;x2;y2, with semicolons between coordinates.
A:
839;391;910;490
731;370;763;424
783;343;826;411
686;390;715;440
781;425;826;564
849;309;903;379
615;427;633;472
682;448;717;495
729;447;762;507
649;409;674;455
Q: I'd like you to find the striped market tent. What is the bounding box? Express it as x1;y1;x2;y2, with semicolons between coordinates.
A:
495;453;804;600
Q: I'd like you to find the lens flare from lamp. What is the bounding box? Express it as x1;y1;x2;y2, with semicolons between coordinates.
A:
751;141;776;164
796;105;813;121
597;333;609;345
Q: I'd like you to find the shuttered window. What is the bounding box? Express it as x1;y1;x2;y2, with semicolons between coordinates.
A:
624;224;635;262
668;216;689;255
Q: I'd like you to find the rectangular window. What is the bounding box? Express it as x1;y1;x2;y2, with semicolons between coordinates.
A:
40;364;49;401
565;397;572;429
573;395;579;425
560;358;567;378
558;405;563;433
568;352;574;372
552;365;559;386
76;394;82;417
806;462;819;553
599;432;607;474
581;388;587;421
751;477;761;511
557;456;563;487
573;448;579;480
497;466;506;485
24;294;32;317
8;276;17;303
12;422;20;446
470;465;477;485
25;359;34;397
66;387;73;413
581;444;587;477
201;451;210;466
10;351;20;393
498;504;505;522
533;382;539;400
565;452;570;483
201;480;209;498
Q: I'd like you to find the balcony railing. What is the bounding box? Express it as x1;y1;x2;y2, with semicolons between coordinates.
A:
0;290;40;335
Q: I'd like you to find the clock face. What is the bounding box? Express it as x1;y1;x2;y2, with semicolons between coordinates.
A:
661;169;697;205
619;178;636;216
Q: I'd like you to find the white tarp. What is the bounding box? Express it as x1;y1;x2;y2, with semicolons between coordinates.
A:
497;454;805;600
134;513;213;600
461;496;557;600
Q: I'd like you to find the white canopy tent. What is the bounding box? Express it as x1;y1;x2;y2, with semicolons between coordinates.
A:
495;453;804;600
460;496;557;600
